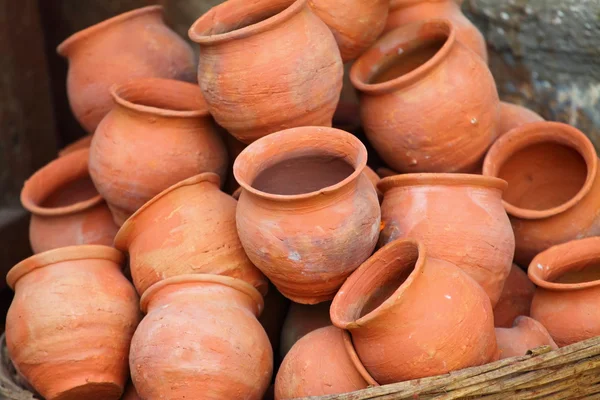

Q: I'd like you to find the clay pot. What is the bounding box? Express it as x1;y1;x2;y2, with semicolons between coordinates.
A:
114;173;266;297
384;0;487;62
6;245;140;400
331;239;497;383
494;264;535;328
130;274;272;400
20;148;118;253
351;19;499;173
280;301;332;359
234;126;381;304
495;316;557;359
498;102;544;138
378;174;514;306
188;0;343;144
529;237;600;347
90;78;228;226
121;384;141;400
259;283;291;357
58;135;93;157
275;326;377;399
483;122;600;266
57;6;195;134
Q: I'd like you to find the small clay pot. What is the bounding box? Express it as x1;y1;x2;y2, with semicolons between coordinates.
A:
495;316;557;359
90;78;228;226
234;126;381;304
6;246;140;400
188;0;343;144
280;301;332;359
331;239;497;384
529;237;600;347
378;174;514;306
483;122;600;266
20;149;118;253
130;274;272;400
352;19;499;173
58;135;93;157
275;326;377;399
259;283;291;358
385;0;487;62
494;264;535;328
498;102;544;138
57;6;196;134
114;173;267;297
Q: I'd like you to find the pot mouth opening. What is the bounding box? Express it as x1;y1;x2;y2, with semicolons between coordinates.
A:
378;173;507;194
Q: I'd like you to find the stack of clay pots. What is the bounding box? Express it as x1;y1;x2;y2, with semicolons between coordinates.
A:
6;1;600;399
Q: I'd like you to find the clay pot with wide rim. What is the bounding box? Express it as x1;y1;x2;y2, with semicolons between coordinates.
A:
57;6;196;134
21;148;118;253
90;78;228;226
483;122;600;266
330;239;497;384
58;135;93;157
498;102;544;138
114;173;266;297
384;0;487;62
378;174;515;307
130;274;272;400
6;246;140;400
275;326;377;399
494;264;535;328
529;237;600;347
352;19;499;173
234;126;381;304
280;301;332;359
495;316;557;359
188;0;343;144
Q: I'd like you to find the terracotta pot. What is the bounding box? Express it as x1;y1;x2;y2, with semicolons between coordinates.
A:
6;246;140;400
234;126;381;304
275;326;377;399
494;264;535;328
90;78;228;226
384;0;487;62
57;6;196;134
130;274;272;400
498;102;544;138
121;384;141;400
114;173;266;297
280;301;332;359
483;122;600;266
188;0;343;144
330;239;497;384
495;316;557;359
378;174;514;306
20;149;118;253
259;283;291;358
529;237;600;347
351;19;499;173
58;135;93;157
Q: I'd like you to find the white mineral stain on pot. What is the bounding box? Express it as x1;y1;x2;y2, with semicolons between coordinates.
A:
288;251;301;261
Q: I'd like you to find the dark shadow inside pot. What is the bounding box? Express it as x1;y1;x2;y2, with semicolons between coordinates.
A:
40;177;98;208
552;263;600;284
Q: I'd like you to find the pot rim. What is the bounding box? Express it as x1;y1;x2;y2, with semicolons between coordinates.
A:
483;121;598;220
188;0;302;45
114;172;221;250
20;148;104;217
140;273;265;316
341;330;379;386
377;173;507;194
7;245;123;290
57;5;163;56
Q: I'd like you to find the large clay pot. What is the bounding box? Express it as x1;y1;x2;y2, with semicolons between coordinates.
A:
529;237;600;347
57;6;196;134
483;122;600;266
90;78;228;226
114;173;267;297
275;326;377;399
497;102;544;138
378;174;514;306
308;0;389;62
234;126;381;304
6;246;140;400
495;316;557;359
280;301;332;359
58;135;93;157
351;19;499;173
188;0;343;144
385;0;488;62
494;264;535;328
330;239;497;384
130;274;272;400
20;148;118;253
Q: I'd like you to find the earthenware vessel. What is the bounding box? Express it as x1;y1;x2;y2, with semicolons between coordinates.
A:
130;274;272;400
234;126;381;304
498;102;544;138
495;316;557;359
280;301;332;358
57;6;196;133
330;239;497;384
494;264;535;328
6;246;140;400
352;19;499;173
378;174;514;306
90;78;228;226
58;135;93;157
188;0;343;144
483;122;600;266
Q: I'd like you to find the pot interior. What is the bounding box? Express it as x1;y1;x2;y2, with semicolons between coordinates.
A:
550;262;600;284
40;177;98;208
116;79;206;113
